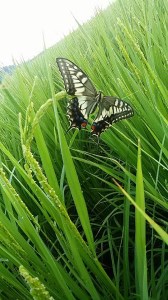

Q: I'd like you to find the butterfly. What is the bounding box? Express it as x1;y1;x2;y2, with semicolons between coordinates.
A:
56;58;134;136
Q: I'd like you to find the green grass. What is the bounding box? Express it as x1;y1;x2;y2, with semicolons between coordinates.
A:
0;0;168;299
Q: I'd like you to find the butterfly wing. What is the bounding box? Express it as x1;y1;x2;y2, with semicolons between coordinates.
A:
91;96;134;136
67;97;88;131
56;58;99;130
56;58;97;96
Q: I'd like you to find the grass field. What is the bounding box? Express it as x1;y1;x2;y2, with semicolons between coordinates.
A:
0;0;168;299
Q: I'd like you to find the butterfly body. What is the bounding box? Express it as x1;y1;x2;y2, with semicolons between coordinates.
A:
56;58;134;136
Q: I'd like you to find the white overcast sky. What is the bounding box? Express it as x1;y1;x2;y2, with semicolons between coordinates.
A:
0;0;111;66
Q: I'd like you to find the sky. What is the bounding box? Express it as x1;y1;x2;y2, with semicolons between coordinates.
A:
0;0;111;66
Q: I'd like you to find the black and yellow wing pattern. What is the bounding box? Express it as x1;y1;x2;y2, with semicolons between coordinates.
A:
56;58;134;136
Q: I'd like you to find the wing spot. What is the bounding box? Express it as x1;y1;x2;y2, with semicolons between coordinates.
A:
81;77;88;84
109;107;113;115
75;87;85;93
100;109;106;118
119;101;123;108
113;107;117;114
77;71;83;77
115;99;119;106
74;83;83;88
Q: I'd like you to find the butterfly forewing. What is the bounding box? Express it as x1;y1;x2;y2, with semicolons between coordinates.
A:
91;96;134;136
56;58;97;96
103;96;134;122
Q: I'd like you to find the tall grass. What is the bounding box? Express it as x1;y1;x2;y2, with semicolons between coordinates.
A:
0;0;168;299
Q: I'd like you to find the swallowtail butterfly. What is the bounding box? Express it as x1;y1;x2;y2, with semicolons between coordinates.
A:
56;58;134;136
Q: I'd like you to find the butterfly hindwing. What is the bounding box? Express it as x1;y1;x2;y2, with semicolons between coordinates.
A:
91;96;134;136
67;97;88;131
